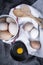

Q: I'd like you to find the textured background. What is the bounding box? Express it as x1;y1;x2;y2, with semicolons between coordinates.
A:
0;0;43;65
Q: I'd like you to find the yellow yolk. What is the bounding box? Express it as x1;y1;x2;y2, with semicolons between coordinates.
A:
17;48;23;54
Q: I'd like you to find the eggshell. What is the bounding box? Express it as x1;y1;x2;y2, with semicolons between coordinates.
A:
9;22;18;35
30;41;41;49
23;22;33;32
13;9;23;17
0;31;12;40
0;18;6;22
6;17;16;23
0;22;8;31
30;28;39;39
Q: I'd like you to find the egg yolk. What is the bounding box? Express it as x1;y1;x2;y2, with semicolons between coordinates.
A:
17;48;23;54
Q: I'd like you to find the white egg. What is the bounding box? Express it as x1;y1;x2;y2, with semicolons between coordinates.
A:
6;17;15;23
9;22;18;35
0;22;8;31
30;28;39;39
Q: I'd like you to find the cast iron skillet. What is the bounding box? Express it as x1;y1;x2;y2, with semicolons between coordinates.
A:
10;41;29;62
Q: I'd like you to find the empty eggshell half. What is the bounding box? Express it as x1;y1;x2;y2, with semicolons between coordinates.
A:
9;22;18;35
23;22;33;32
30;41;41;49
0;22;8;31
20;4;31;16
13;9;23;17
30;28;39;39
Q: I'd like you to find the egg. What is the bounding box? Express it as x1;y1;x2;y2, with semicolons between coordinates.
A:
9;22;18;35
0;22;8;31
6;17;16;23
0;18;6;22
0;31;12;40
